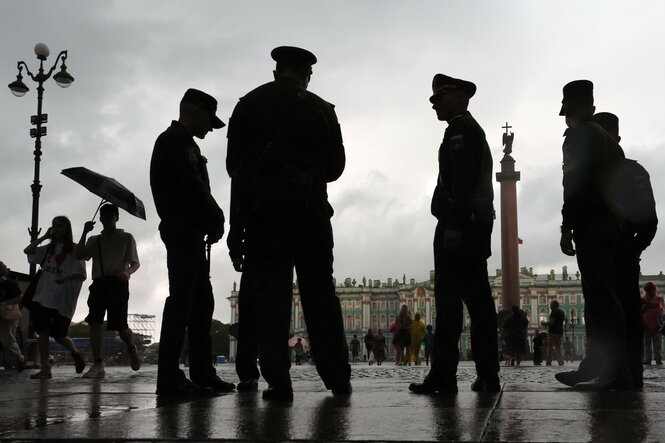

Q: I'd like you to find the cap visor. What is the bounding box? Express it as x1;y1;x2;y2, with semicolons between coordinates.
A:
212;116;226;129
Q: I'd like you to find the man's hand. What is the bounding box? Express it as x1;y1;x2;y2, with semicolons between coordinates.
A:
83;221;96;234
560;228;576;256
443;229;462;251
206;226;224;245
117;271;131;281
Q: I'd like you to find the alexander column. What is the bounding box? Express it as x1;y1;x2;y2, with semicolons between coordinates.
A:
496;123;521;310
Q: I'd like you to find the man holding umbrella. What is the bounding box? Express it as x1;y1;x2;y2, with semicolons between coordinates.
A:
150;89;235;396
75;203;141;378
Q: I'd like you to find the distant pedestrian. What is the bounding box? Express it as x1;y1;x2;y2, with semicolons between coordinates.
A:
395;305;412;366
0;261;26;371
504;306;528;366
532;328;544;365
75;204;141;379
372;329;387;365
564;337;574;363
350;334;361;363
410;312;426;365
23;216;86;379
642;282;663;365
423;325;434;366
363;329;374;363
542;300;565;366
294;338;305;365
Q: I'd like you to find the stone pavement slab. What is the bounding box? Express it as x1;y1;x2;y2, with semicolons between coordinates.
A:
1;362;664;441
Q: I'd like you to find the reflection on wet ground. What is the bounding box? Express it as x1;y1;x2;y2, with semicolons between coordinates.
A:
1;363;665;441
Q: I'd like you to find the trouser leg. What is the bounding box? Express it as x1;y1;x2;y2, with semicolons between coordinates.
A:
235;272;260;381
0;319;24;361
247;220;294;390
188;262;215;384
157;228;204;385
295;215;349;388
643;334;652;363
461;259;499;378
576;231;627;380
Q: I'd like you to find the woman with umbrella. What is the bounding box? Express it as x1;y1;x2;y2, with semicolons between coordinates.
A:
24;216;86;379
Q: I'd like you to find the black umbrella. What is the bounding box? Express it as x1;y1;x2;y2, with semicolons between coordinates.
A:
61;167;146;220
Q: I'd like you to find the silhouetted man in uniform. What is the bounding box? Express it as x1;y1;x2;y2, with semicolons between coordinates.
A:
410;74;499;394
557;111;657;389
226;46;350;401
556;81;633;391
151;89;235;396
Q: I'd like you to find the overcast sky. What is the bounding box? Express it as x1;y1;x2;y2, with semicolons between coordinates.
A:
2;1;665;340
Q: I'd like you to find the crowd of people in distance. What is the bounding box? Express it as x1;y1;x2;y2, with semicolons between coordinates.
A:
348;306;435;367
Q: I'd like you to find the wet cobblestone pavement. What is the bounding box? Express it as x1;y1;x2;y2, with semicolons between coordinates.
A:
1;362;664;441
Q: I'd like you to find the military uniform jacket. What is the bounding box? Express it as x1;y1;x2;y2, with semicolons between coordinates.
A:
431;111;494;234
226;77;345;226
561;119;625;232
150;121;225;234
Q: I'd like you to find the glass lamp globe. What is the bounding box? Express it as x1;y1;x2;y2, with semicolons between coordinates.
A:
34;43;50;60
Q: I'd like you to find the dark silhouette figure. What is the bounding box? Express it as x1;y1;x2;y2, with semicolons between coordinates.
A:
363;328;374;362
350;334;360;363
556;82;648;391
532;328;544;365
503;306;528;366
410;74;499;395
150;88;235;396
226;46;349;401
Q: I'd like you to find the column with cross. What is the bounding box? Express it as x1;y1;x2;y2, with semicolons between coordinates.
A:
496;122;521;310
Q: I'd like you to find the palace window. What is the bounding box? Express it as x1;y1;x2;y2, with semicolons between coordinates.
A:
372;302;377;311
380;314;387;329
354;314;361;330
371;314;378;330
389;314;396;327
345;315;353;331
539;295;547;304
355;300;361;310
381;301;386;311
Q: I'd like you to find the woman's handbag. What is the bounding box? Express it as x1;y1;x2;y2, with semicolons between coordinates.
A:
19;270;41;310
0;303;21;320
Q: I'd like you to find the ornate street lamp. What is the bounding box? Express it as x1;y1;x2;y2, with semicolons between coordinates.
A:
8;43;74;275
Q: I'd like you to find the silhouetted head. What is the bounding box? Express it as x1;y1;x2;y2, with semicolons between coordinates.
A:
297;338;302;342
51;216;74;254
179;89;225;139
430;73;475;122
559;80;595;127
550;300;560;309
272;46;317;89
377;329;384;335
511;305;521;315
414;312;421;321
593;112;621;143
367;328;372;334
353;334;357;339
426;324;433;332
99;204;119;229
644;281;657;296
0;261;8;278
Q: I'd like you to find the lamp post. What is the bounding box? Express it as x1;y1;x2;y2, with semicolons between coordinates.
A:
8;43;74;276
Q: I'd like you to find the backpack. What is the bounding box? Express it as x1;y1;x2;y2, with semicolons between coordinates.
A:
609;158;657;235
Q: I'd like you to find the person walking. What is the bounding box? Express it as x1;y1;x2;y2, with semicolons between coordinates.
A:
642;282;663;365
75;204;141;379
505;306;528;366
350;334;361;364
226;46;350;401
150;88;235;396
423;325;434;366
0;261;26;371
410;312;426;365
532;328;544;365
542;300;565;366
23;216;86;379
372;329;387;366
363;329;374;363
410;74;499;394
395;305;412;366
